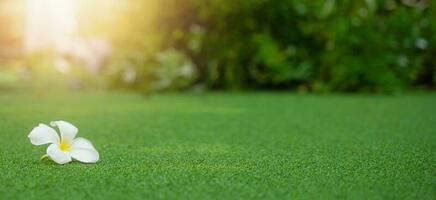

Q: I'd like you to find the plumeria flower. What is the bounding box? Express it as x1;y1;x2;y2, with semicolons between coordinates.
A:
28;120;99;164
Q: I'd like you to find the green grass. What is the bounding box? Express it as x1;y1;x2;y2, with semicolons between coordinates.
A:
0;91;435;199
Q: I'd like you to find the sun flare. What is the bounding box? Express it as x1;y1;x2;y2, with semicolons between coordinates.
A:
25;0;78;52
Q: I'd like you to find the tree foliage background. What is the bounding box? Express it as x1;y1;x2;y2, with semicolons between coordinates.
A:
0;0;434;93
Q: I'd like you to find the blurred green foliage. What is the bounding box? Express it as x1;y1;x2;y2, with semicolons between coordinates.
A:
1;0;434;93
112;0;435;92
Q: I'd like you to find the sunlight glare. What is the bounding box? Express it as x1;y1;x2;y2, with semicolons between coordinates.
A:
25;0;77;53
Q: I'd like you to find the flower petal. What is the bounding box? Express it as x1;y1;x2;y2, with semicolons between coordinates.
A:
50;120;78;143
28;124;60;145
70;137;99;163
47;144;72;164
71;137;95;149
70;149;99;163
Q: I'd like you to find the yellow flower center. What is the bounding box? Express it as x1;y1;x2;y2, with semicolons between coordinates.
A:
59;141;71;151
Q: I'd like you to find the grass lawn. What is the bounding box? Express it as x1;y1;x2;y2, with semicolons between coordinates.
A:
0;91;435;199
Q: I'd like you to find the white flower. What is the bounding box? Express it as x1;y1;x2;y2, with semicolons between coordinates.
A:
28;120;99;164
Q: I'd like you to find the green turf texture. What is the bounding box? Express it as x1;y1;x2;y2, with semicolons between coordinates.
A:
0;91;435;199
